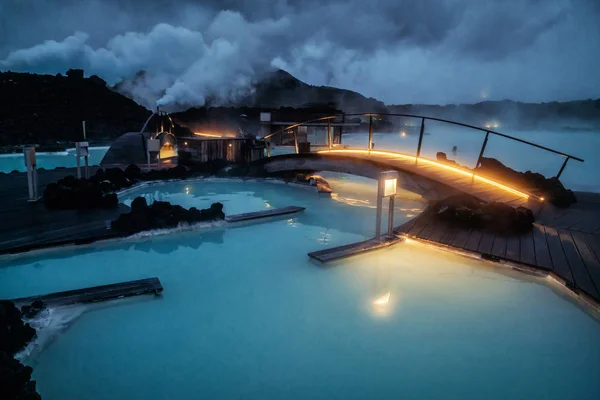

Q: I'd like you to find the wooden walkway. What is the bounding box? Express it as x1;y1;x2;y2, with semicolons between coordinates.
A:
321;149;541;209
225;206;305;223
308;235;402;263
395;196;600;305
0;167;128;254
263;150;543;212
9;277;163;307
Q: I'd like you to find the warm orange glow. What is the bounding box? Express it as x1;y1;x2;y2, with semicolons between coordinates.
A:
194;132;222;138
318;149;531;199
373;292;391;306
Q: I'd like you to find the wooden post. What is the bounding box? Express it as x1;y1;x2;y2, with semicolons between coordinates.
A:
415;117;425;165
368;115;374;153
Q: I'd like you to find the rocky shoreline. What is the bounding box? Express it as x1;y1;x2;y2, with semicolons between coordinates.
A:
111;198;225;234
0;300;46;400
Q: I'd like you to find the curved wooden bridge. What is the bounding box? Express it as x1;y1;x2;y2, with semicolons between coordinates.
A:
260;113;600;309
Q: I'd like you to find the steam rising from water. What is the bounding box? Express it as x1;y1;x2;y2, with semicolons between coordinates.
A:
1;1;599;109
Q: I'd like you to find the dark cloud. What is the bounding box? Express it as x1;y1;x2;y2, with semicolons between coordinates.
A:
1;0;599;109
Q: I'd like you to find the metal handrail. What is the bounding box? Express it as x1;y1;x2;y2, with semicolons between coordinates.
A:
260;112;584;179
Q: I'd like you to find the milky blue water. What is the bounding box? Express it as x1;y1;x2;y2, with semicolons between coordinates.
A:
0;147;108;173
1;176;599;400
302;127;600;192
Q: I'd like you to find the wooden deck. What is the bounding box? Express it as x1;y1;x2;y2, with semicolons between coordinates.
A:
0;167;129;254
308;235;403;263
9;277;163;307
395;195;600;305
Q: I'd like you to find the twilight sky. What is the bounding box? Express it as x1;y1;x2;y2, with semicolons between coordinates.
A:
1;0;599;109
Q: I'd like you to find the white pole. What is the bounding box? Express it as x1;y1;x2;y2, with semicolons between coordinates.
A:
375;179;383;239
76;142;82;179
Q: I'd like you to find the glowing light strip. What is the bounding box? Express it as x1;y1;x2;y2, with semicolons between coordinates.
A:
194;132;222;138
317;149;532;200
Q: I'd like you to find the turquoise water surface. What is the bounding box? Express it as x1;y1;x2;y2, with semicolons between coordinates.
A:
0;147;108;173
1;176;599;400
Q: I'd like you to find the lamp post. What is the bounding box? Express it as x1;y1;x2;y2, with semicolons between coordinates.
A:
23;145;39;202
376;170;399;240
147;138;161;170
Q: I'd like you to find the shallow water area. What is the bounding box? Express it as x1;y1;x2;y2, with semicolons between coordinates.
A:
0;147;108;173
1;176;599;400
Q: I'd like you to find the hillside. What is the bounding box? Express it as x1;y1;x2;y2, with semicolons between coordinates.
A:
241;69;388;113
388;100;600;130
0;70;151;149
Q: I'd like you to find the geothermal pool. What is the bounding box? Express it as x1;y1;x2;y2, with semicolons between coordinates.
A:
0;147;108;173
1;175;599;400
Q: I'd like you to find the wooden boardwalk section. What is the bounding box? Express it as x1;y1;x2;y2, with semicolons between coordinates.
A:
264;151;543;212
308;235;403;263
395;195;600;305
0;167;128;254
9;277;163;307
225;206;305;223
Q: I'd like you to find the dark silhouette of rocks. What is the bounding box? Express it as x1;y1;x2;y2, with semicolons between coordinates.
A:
0;301;41;400
112;198;225;233
433;194;534;234
43;164;194;210
476;157;576;207
0;70;151;148
20;301;46;320
0;352;41;400
0;301;36;355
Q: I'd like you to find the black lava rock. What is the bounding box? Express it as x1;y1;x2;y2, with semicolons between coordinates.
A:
0;351;42;400
20;301;46;320
433;194;534;234
112;199;225;233
0;301;36;356
477;157;576;208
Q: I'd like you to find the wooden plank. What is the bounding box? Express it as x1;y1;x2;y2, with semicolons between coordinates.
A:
439;226;460;246
569;231;600;301
394;217;418;234
426;222;449;243
543;226;574;283
308;236;403;263
477;232;495;255
532;225;553;270
407;215;431;237
505;235;520;262
557;229;599;298
518;230;536;266
9;277;163;307
584;233;600;261
464;229;484;252
450;227;472;249
417;220;437;241
491;235;507;259
225;206;305;222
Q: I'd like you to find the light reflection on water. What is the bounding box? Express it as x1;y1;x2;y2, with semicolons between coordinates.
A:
0;177;599;399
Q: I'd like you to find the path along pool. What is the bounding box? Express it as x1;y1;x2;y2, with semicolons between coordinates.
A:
1;174;599;400
0;147;108;173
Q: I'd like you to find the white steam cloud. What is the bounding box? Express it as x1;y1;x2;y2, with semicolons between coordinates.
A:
1;0;599;110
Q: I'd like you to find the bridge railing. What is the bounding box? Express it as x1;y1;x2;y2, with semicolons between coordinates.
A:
261;113;584;180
